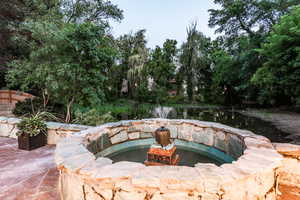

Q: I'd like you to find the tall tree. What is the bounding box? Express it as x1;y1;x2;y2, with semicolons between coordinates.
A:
112;29;148;97
61;0;123;24
147;39;177;89
252;6;300;105
179;22;212;101
209;0;299;37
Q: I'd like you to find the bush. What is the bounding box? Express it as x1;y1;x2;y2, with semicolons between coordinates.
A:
73;109;116;126
17;112;49;137
13;98;65;121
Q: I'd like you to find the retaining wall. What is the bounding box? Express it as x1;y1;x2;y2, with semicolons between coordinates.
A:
0;90;34;106
0;116;91;144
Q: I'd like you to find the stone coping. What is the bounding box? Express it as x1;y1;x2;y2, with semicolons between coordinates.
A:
273;143;300;158
55;119;283;200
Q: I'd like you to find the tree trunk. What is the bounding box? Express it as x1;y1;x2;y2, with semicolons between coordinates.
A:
65;97;74;123
42;89;49;108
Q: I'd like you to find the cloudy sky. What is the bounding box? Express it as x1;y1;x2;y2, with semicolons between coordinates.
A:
110;0;220;48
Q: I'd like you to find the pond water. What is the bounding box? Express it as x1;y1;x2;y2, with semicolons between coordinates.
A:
108;146;222;167
118;106;291;143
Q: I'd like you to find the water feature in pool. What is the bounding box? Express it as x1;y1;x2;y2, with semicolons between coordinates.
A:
118;107;291;143
107;146;222;167
96;139;234;167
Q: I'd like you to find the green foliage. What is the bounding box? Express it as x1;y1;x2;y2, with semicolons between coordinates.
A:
147;39;177;90
17;112;50;137
7;21;118;122
209;0;298;37
179;22;212;102
13;98;65;120
61;0;123;24
252;6;300;105
74;109;116;126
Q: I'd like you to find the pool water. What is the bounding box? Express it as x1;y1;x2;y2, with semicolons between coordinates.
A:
107;146;222;167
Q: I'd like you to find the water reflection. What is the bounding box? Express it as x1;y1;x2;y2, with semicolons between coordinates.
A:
117;106;291;143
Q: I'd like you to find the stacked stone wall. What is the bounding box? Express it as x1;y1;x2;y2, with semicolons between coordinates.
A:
273;143;300;200
0;116;90;144
55;119;283;200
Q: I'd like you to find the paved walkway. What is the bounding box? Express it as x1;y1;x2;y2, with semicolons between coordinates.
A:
0;137;59;200
239;109;300;144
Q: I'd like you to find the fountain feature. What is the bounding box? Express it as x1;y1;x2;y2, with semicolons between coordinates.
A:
152;106;176;118
144;126;179;166
55;119;284;200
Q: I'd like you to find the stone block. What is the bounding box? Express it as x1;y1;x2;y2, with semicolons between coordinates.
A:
157;192;199;200
227;134;244;158
80;157;112;177
60;172;85;200
244;137;273;149
110;131;128;144
139;124;160;133
178;125;194;141
55;144;91;165
192;128;214;146
140;132;153;138
114;190;146;200
85;186;113;200
273;143;300;157
128;132;140;140
0;123;14;137
63;152;95;172
127;126;140;133
214;131;226;151
108;127;126;137
47;129;60;145
165;125;178;138
46;121;63;129
0;116;8;123
7;117;21;124
92;134;111;152
94;162;145;179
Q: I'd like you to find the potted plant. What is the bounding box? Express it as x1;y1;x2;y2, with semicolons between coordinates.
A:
17;112;49;150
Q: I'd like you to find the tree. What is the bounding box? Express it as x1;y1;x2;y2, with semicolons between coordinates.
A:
127;47;149;99
147;39;177;89
0;0;123;89
60;0;123;24
7;22;117;122
179;22;212;101
112;29;148;98
0;0;61;88
209;0;299;37
252;6;300;105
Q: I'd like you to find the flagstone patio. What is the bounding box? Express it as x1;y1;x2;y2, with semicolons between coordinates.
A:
0;137;59;200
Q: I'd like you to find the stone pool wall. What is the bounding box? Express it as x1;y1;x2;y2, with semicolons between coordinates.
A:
273;143;300;200
0;116;91;144
55;119;284;200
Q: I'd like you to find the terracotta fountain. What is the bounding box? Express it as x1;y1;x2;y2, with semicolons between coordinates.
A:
144;126;179;166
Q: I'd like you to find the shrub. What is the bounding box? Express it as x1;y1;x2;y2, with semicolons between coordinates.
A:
17;112;50;137
13;98;65;121
73;109;116;126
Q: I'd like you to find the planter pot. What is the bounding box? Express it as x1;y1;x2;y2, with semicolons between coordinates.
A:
18;132;47;150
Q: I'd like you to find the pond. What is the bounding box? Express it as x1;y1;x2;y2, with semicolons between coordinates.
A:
117;106;291;143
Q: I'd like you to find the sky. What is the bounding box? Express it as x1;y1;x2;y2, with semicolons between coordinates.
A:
110;0;220;48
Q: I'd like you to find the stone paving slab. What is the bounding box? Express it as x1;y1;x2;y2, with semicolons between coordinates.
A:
0;137;59;200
